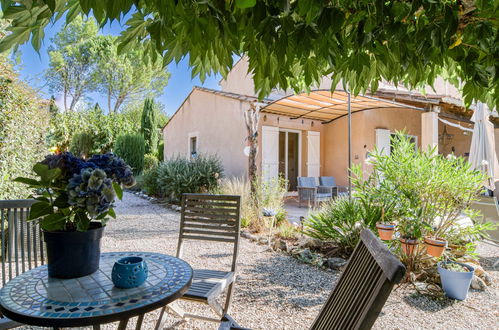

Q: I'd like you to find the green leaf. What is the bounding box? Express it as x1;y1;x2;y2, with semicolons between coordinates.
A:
108;207;116;219
13;177;42;187
41;212;67;231
113;182;123;200
235;0;256;9
28;201;53;220
33;163;61;183
53;194;70;208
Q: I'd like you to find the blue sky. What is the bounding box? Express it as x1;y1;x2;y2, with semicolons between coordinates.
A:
16;17;222;116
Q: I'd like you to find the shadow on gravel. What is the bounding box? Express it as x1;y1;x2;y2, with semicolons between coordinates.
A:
237;253;336;310
402;294;455;312
478;256;499;271
200;253;232;259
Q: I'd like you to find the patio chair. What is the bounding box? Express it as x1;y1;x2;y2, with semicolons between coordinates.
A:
0;199;44;330
219;229;406;330
297;177;332;208
158;194;241;328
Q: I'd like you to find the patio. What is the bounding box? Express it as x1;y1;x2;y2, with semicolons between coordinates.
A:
35;192;495;330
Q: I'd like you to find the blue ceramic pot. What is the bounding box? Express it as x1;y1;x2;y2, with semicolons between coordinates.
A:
438;261;474;300
112;256;148;289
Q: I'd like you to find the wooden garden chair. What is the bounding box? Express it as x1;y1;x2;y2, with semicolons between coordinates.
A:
219;229;406;330
0;199;44;330
158;194;241;328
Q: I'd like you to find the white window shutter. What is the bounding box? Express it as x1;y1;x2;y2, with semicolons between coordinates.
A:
261;126;280;181
307;131;321;177
376;129;391;156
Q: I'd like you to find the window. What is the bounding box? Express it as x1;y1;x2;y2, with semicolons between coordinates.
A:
189;136;198;158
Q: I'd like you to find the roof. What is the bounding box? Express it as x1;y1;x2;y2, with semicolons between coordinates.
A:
162;86;272;131
262;90;425;123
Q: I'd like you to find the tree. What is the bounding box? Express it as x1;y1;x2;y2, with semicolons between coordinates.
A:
48;95;59;116
45;16;99;111
141;98;158;155
244;102;260;195
0;1;497;108
94;35;169;112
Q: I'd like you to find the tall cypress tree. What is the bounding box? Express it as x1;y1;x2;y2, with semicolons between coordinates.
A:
140;98;158;155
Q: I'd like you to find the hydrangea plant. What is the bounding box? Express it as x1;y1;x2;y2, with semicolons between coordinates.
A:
15;153;135;232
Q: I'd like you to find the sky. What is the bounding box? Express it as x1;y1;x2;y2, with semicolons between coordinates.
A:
15;16;222;116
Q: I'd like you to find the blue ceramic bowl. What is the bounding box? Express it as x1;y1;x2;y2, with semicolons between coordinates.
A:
111;256;148;289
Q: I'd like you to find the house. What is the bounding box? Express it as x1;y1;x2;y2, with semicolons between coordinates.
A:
162;58;498;190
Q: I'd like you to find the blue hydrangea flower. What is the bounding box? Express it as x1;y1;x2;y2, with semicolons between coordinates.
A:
67;168;116;218
41;152;95;181
88;153;135;187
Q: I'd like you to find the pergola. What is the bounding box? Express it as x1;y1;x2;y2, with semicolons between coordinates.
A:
260;90;426;195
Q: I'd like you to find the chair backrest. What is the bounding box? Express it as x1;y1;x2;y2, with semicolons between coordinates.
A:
177;194;241;272
298;177;317;188
0;200;46;287
310;229;405;330
319;176;336;187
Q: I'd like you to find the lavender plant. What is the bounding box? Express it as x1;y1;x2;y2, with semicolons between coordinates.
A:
15;152;135;232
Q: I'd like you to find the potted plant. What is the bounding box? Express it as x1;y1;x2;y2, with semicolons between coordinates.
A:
398;219;422;255
376;223;396;240
15;152;135;278
438;260;475;300
424;236;448;257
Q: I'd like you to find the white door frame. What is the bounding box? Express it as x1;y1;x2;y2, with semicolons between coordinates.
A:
279;128;302;182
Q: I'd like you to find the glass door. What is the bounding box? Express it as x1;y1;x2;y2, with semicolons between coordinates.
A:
278;130;300;191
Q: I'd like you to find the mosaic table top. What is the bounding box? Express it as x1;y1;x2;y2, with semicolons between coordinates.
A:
0;252;193;327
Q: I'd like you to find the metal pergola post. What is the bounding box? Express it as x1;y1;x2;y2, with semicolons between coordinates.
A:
347;91;352;199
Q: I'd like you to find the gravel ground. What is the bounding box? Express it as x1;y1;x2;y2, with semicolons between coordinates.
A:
20;192;499;329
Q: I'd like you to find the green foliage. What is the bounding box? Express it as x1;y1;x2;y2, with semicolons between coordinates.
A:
156;155;223;202
144;153;159;172
45;16;99;111
69;132;95;159
141;98;158;154
114;134;145;175
1;1;497;107
0;59;49;199
140;167;161;196
353;132;486;241
49;107;140;152
304;196;374;253
157;141;164;161
94;35;169;112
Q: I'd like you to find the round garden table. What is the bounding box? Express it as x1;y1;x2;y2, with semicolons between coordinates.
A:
0;252;193;329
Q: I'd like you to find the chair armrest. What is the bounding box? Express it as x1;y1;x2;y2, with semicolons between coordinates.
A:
297;186;317;191
317;186;333;194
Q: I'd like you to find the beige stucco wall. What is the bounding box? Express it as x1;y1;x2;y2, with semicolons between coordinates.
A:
322;108;423;186
162;89;250;177
438;119;473;157
219;58;256;96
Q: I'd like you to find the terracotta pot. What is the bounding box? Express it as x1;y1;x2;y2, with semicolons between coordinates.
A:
376;223;395;240
424;236;447;257
400;238;419;255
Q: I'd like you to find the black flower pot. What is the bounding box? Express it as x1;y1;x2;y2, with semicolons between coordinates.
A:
43;222;104;278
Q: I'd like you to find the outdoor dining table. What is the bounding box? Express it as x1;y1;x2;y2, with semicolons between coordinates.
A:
0;252;193;329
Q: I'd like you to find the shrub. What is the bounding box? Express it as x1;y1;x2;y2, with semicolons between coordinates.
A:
144;153;159;171
141;98;158;154
69;132;95;159
219;175;287;231
158;141;164;161
0;59;50;199
219;177;256;228
352;132;490;284
156;154;223;202
304;196;371;253
141;167;161;196
114;134;145;175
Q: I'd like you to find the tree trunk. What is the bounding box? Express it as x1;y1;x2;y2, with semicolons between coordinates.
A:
63;87;68;112
69;94;80;112
244;102;260;196
107;89;112;114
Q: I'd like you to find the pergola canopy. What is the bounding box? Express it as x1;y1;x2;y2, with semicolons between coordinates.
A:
262;90;424;123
